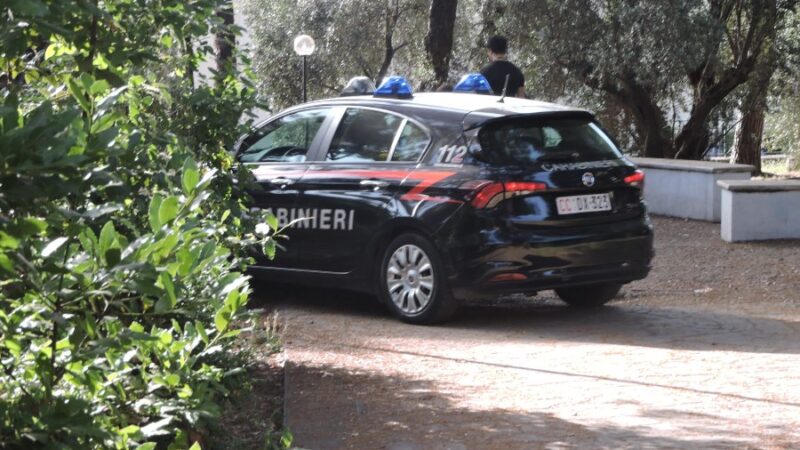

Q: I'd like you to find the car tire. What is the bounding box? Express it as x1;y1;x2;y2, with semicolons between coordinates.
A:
378;233;457;324
555;283;622;307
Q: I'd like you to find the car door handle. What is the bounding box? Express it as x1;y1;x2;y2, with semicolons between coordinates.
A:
360;179;389;188
269;177;295;186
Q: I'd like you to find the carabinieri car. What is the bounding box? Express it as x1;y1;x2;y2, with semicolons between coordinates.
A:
235;76;654;324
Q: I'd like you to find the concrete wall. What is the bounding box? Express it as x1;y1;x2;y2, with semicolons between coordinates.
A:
718;180;800;242
631;157;753;222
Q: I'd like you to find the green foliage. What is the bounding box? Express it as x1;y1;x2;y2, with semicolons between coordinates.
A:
0;0;286;448
242;0;799;158
765;5;800;164
239;0;429;109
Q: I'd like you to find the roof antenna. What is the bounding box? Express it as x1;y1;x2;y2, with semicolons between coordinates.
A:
498;74;510;103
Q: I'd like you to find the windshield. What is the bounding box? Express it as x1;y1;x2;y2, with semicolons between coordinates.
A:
478;117;623;166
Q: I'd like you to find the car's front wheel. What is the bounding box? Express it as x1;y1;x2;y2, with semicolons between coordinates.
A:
378;233;457;324
555;283;622;307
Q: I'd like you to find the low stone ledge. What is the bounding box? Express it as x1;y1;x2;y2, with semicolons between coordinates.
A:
717;179;800;193
629;157;754;222
631;157;754;174
718;179;800;242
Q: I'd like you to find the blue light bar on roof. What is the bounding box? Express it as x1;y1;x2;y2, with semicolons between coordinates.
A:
374;76;413;98
453;73;493;94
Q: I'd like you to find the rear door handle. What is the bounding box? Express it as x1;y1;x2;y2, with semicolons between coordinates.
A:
269;177;295;186
360;179;389;188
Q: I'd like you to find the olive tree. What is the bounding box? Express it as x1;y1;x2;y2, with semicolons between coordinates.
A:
239;0;428;110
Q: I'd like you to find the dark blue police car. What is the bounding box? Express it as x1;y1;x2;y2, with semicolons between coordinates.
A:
235;76;653;324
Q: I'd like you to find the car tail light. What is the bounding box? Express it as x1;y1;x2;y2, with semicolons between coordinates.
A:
467;181;548;209
624;170;645;188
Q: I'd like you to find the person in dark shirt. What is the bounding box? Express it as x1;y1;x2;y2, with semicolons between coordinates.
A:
480;35;525;98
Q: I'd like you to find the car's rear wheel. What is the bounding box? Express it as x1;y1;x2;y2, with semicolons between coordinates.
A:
378;233;457;324
555;283;622;307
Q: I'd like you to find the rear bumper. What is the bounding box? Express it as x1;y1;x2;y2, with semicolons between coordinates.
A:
443;216;654;300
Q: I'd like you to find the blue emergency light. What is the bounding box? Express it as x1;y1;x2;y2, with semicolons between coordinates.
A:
453;73;493;94
374;76;413;98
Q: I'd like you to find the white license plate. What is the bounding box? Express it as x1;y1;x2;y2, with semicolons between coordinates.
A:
556;193;612;215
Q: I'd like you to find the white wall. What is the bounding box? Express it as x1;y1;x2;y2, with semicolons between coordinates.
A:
631;157;753;222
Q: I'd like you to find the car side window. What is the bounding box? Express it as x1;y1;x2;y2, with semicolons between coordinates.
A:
390;121;429;162
326;108;403;162
237;108;330;163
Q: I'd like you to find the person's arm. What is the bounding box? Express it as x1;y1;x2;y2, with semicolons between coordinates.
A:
516;86;526;98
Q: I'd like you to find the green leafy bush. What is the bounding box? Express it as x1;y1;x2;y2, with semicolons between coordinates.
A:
1;1;281;448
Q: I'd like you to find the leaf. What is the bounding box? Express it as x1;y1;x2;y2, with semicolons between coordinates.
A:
265;211;278;230
178;384;193;399
15;218;47;236
105;247;121;267
44;43;57;60
136;444;156;450
67;78;91;114
90;79;110;95
188;442;201;450
158;196;179;226
42;237;68;257
161;34;174;48
214;309;230;333
181;157;199;194
149;194;163;232
4;339;21;358
165;373;180;386
161;272;177;307
98;221;117;255
0;254;13;274
78;227;98;255
0;232;20;250
263;239;276;260
119;425;139;435
195;320;209;344
280;429;294;448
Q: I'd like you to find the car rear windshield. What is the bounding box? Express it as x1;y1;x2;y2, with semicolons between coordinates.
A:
477;116;623;166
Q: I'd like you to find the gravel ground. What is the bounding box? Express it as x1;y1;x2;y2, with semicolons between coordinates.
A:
254;216;800;449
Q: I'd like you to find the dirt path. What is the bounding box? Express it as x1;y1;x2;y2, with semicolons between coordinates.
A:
256;216;800;449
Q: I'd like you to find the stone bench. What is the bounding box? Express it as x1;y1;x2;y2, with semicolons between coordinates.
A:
631;157;754;222
717;180;800;242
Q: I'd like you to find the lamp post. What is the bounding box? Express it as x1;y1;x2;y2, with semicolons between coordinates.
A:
293;34;315;103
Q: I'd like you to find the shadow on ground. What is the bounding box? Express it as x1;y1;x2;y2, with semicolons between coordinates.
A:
285;363;771;450
250;281;800;355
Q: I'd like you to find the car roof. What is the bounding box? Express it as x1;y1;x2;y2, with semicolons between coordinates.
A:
303;92;590;118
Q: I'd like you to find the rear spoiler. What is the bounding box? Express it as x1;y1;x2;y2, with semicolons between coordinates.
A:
462;109;595;131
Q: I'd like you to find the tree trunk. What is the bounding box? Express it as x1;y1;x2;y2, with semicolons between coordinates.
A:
214;2;235;81
375;2;406;86
730;38;778;174
425;0;458;86
605;73;673;158
731;107;765;172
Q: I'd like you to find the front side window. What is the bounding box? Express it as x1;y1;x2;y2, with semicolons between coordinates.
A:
326;108;403;162
237;108;330;163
